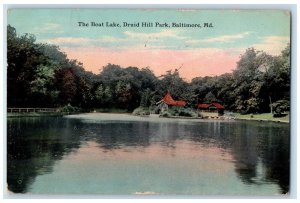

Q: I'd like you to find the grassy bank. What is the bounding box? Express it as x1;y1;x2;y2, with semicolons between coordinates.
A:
234;113;289;123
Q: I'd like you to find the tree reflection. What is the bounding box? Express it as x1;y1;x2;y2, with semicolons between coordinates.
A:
258;125;290;194
224;122;289;194
185;121;290;194
7;117;81;193
91;121;186;150
91;122;152;150
7;117;290;194
229;122;259;184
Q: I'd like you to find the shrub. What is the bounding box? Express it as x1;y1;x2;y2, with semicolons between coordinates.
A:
178;109;197;117
59;104;81;113
132;107;150;116
163;107;198;118
272;100;289;116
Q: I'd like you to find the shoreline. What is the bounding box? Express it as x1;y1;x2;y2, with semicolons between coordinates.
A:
7;112;290;124
233;113;289;124
234;117;289;124
161;115;289;123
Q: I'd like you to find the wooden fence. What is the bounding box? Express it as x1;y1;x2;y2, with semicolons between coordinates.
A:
7;108;58;113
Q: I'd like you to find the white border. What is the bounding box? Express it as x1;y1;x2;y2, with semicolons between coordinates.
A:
1;1;299;202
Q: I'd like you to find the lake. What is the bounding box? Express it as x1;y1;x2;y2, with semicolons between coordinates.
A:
7;113;290;196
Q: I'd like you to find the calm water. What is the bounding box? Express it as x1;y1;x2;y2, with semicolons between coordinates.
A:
7;113;290;196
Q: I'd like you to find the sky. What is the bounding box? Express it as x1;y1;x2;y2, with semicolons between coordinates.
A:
7;9;290;80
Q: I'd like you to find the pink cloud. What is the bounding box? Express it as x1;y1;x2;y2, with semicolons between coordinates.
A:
62;47;240;81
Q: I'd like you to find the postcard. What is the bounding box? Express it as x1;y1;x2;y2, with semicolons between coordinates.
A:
6;8;291;196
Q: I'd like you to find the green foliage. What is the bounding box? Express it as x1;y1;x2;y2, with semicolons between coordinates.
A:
94;64;158;111
55;68;77;104
132;107;150;116
140;88;152;107
204;91;217;103
7;25;290;114
229;45;290;113
157;69;189;101
231;48;272;113
95;84;105;100
190;46;290;114
178;109;197;117
59;104;81;113
30;65;57;101
7;25;45;107
272;100;289;116
166;106;197;117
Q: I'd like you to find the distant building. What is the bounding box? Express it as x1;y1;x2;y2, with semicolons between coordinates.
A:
156;91;186;113
197;102;225;115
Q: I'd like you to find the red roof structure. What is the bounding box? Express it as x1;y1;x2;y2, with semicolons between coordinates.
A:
198;102;224;109
198;104;210;109
212;102;225;109
161;91;186;107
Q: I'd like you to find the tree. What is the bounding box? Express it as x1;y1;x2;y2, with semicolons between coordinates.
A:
7;25;46;107
55;68;77;105
74;76;93;108
214;73;235;110
7;25;290;113
272;100;289;116
232;48;273;113
260;44;290;113
204;91;217;103
157;69;188;101
140;88;152;108
29;65;59;106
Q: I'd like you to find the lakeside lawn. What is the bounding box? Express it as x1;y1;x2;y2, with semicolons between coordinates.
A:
234;113;289;123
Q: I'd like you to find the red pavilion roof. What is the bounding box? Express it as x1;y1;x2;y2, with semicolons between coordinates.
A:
198;102;225;109
161;91;186;107
212;102;225;109
198;104;211;109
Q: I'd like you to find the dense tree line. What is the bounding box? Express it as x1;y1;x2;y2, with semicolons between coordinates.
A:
7;25;290;114
191;47;290;114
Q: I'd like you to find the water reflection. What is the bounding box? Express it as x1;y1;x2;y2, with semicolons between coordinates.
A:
7;115;290;195
7;117;82;193
231;122;290;194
